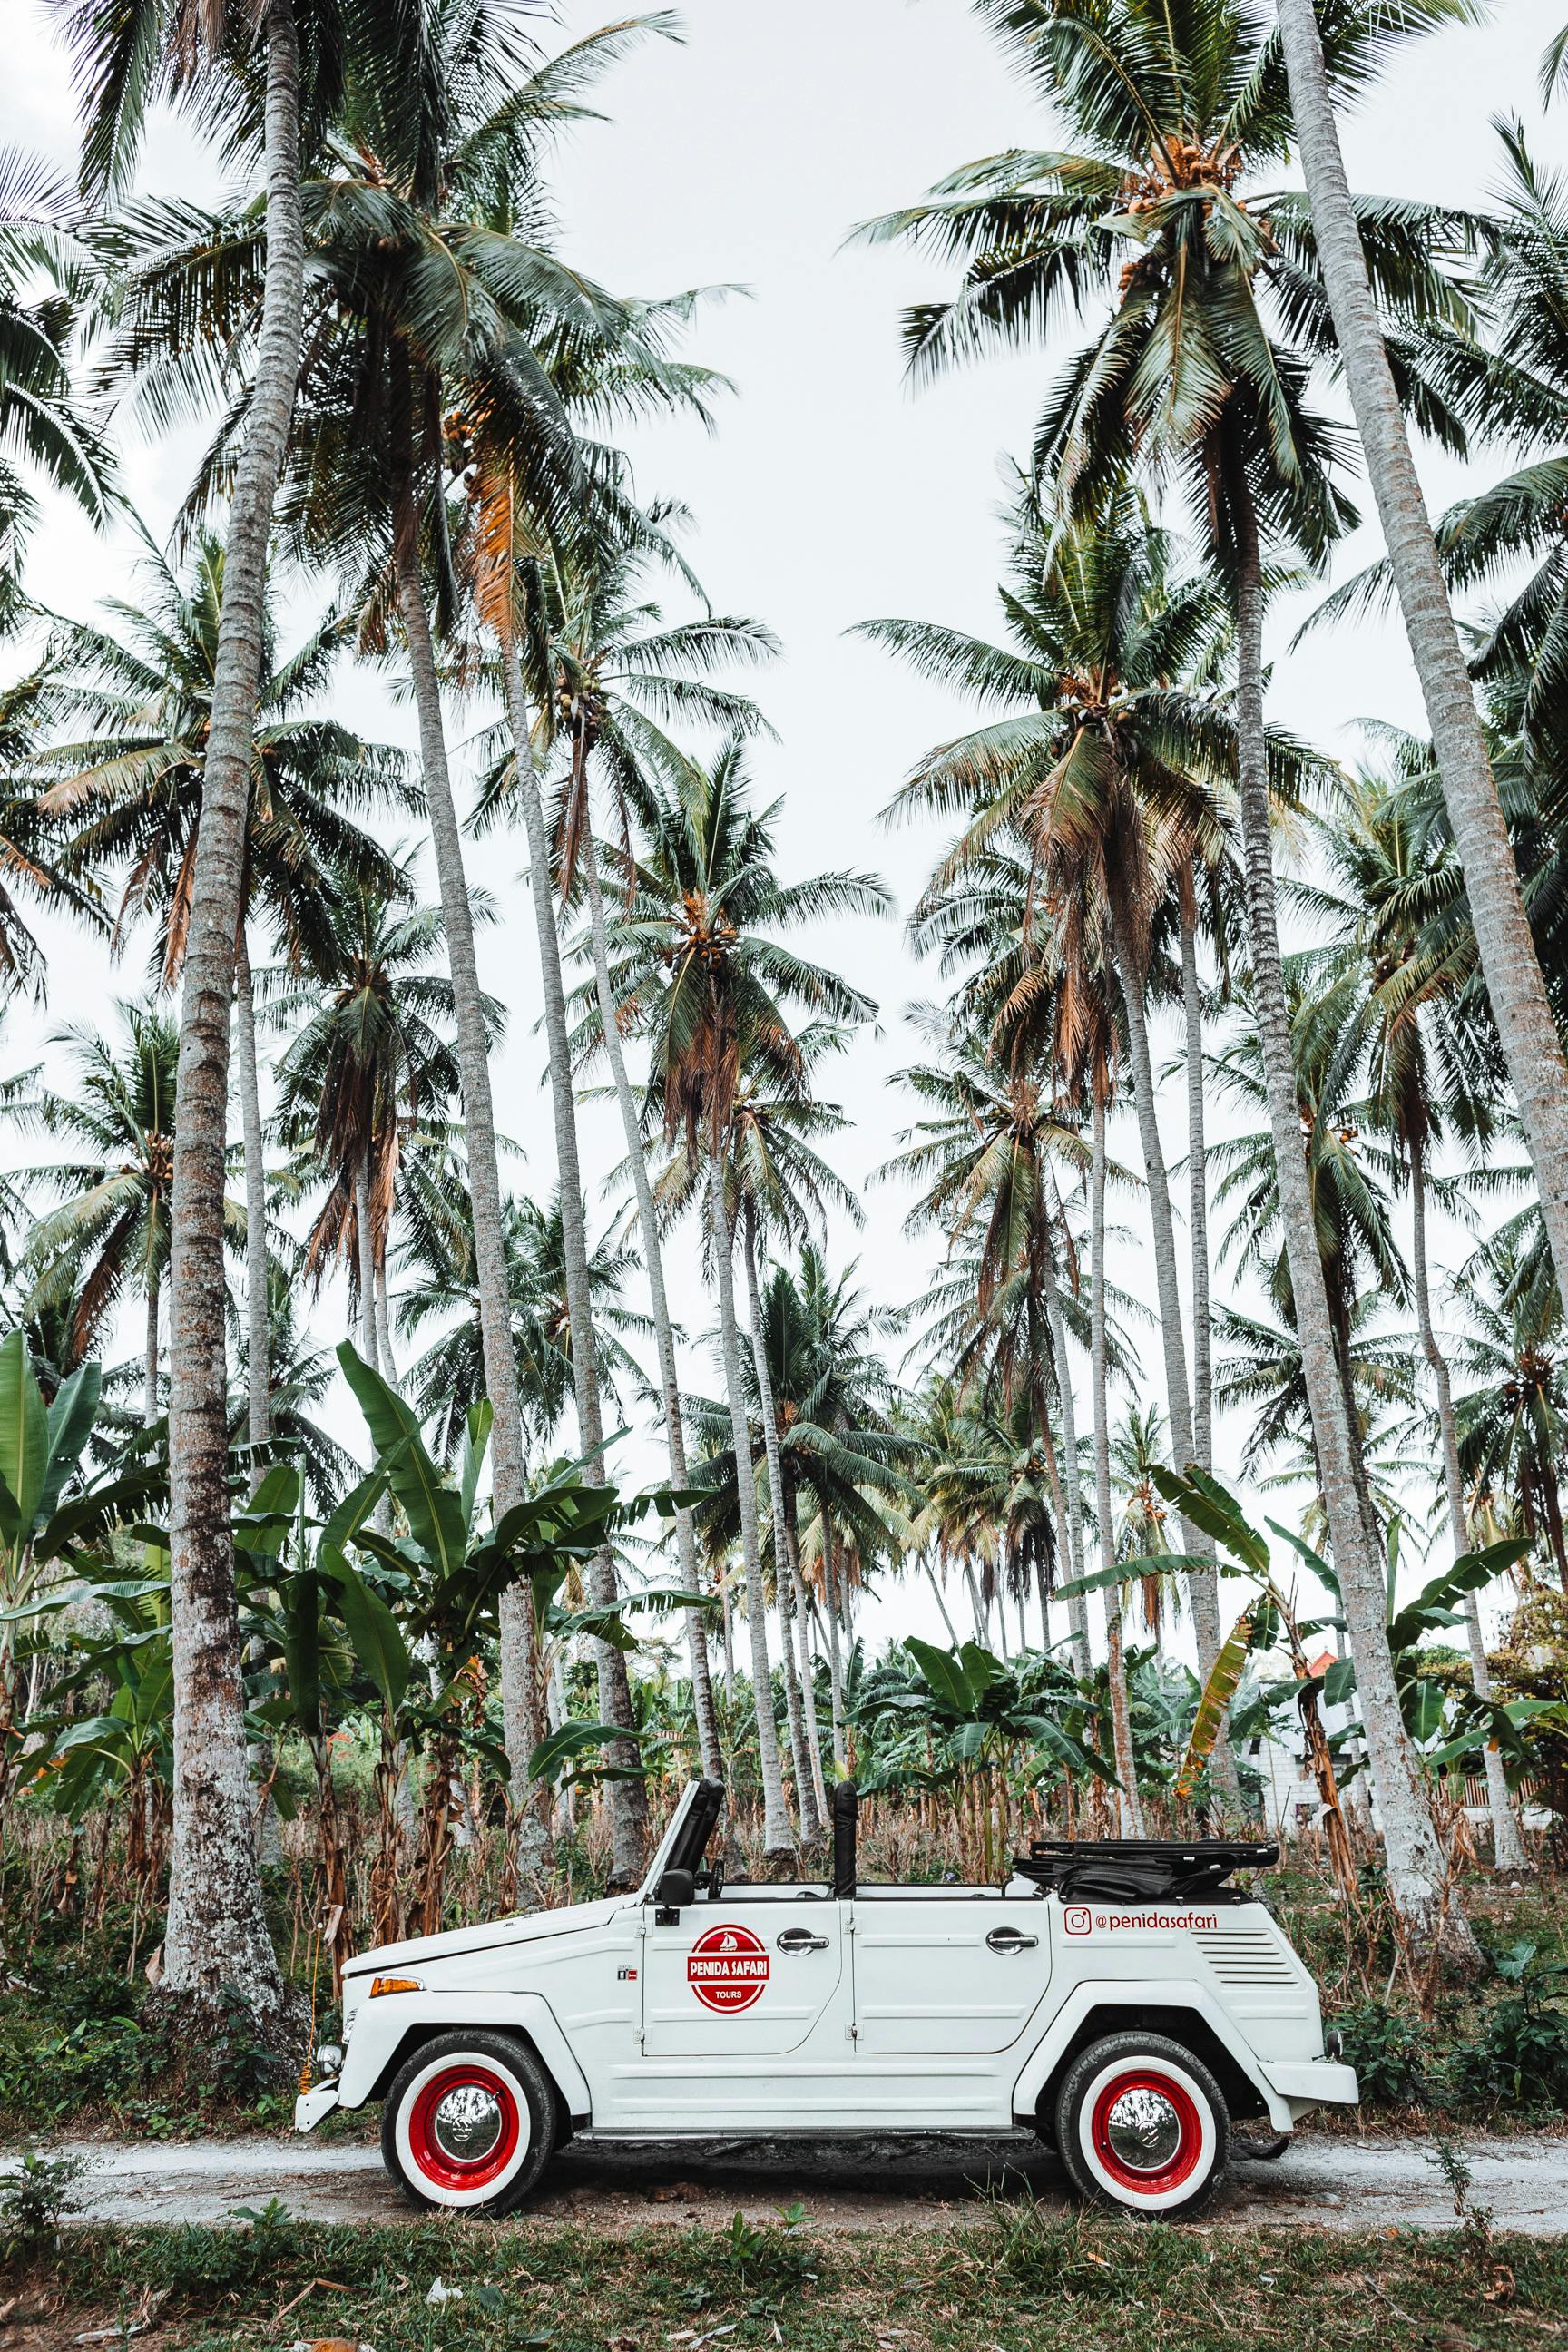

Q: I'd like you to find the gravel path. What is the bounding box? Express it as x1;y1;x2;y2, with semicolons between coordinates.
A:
6;2130;1568;2234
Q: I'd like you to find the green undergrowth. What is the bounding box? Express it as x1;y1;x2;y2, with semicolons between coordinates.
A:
6;1864;1568;2141
2;2205;1564;2351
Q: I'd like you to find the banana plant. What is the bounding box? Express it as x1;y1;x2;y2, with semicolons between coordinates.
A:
856;1636;1112;1877
0;1333;166;1804
1063;1466;1356;1871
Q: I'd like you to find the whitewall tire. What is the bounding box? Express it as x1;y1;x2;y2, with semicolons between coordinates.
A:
1054;2032;1229;2219
382;2029;555;2215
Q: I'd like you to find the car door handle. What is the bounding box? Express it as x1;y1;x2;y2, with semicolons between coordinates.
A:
986;1926;1039;1954
776;1926;830;1954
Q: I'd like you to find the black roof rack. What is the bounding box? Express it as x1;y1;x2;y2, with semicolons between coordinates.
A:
1014;1837;1279;1905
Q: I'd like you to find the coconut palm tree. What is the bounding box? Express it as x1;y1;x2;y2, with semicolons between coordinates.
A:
862;0;1477;1940
6;1002;238;1422
863;499;1233;1690
676;1042;867;1835
0;660;108;996
1308;765;1529;1867
264;877;474;1372
63;0;318;2029
1272;2;1568;1350
599;732;890;1849
396;1171;652;1472
41;521;410;1440
1451;1230;1568;1591
0;148;115;635
491;505;779;1787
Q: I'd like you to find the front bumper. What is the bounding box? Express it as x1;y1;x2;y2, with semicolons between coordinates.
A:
295;2081;342;2132
1260;2057;1359;2118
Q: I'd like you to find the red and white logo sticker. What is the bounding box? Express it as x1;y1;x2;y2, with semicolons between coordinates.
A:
1063;1905;1093;1936
688;1923;769;2013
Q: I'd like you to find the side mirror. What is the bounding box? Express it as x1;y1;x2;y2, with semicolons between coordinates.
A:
654;1867;696;1919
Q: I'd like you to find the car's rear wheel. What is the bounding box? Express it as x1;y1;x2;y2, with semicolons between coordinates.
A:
1054;2032;1229;2219
382;2030;555;2215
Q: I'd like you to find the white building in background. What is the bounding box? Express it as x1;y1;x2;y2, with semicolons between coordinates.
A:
1240;1647;1549;1845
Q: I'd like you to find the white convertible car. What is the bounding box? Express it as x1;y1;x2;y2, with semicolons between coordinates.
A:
296;1777;1357;2220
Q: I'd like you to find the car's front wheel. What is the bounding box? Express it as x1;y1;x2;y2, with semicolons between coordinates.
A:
382;2029;556;2215
1054;2032;1229;2220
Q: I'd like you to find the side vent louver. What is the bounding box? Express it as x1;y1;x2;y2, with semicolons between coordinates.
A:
1192;1929;1298;1986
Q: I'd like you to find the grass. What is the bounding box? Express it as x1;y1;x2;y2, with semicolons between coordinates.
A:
2;2204;1563;2351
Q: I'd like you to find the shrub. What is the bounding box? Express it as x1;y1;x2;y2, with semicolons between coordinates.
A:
1332;2001;1431;2105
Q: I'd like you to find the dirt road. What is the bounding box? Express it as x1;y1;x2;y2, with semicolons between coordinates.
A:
6;2130;1568;2234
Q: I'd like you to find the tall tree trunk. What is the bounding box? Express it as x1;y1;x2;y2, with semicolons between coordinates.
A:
924;1553;960;1644
1180;896;1213;1483
708;1159;794;1853
1179;896;1240;1803
353;1156;378;1372
375;1259;396;1386
824;1523;850;1767
162;0;302;2026
496;647;646;1877
741;1220;822;1839
388;448;548;1840
1041;1250;1091;1676
144;1278;160;1427
963;1562;988;1647
1231;482;1468;1947
720;1577;736;1712
580;833;720;1780
782;1493;828;1819
1274;0;1568;1328
1091;1089;1145;1835
1409;1130;1528;1873
1109;902;1223;1685
233;931;270;1448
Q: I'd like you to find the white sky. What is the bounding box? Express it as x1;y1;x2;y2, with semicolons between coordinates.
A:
6;0;1556;1664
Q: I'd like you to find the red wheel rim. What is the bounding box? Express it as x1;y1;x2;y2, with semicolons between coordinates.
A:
1089;2068;1204;2196
407;2063;523;2194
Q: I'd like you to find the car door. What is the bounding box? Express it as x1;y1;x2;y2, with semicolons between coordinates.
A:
849;1894;1050;2054
641;1896;848;2057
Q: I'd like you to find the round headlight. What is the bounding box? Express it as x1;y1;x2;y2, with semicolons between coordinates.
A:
314;2042;345;2080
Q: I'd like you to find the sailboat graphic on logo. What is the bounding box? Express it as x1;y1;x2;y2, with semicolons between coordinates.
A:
687;1921;769;2013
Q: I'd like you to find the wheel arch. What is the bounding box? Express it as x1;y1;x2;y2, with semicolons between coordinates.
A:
1011;1983;1289;2134
341;1993;591;2130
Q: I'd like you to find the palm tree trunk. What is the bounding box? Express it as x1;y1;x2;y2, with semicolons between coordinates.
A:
353;1156;378;1371
783;1495;829;1818
144;1277;160;1427
1091;1090;1145;1835
1179;896;1240;1804
580;833;720;1780
720;1577;736;1711
375;1259;396;1385
824;1521;850;1767
1040;1251;1091;1671
1409;1130;1528;1873
1274;0;1568;1329
708;1157;795;1853
924;1553;959;1644
161;0;302;2028
1231;477;1468;1948
233;931;270;1449
388;442;547;1831
741;1220;821;1838
495;646;646;1877
1180;897;1212;1481
1109;902;1223;1685
963;1563;988;1647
